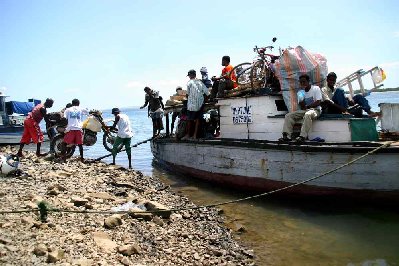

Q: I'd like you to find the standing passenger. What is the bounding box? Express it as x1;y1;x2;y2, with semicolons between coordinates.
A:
140;87;164;137
182;69;210;140
110;108;133;169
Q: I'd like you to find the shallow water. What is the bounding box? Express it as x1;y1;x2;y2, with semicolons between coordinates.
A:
28;92;399;265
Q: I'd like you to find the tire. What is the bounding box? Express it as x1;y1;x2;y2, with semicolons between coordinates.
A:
51;134;75;158
102;130;123;153
250;60;268;90
232;63;252;86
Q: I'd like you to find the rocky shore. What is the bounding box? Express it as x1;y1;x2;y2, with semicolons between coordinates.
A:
0;146;255;265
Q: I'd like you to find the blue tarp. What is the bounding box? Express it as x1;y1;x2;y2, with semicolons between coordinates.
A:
10;101;35;115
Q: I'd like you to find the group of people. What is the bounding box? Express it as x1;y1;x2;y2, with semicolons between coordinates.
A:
279;72;379;142
16;98;134;168
140;55;237;140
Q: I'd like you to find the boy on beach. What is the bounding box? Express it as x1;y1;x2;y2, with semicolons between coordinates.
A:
17;98;54;158
109;108;133;169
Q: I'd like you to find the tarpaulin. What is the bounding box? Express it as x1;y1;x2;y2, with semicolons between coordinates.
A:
272;46;328;111
9;101;35;115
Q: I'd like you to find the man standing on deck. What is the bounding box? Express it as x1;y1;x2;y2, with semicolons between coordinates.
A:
279;74;322;142
140;87;164;137
17;98;54;157
61;98;88;163
211;56;237;99
109;108;133;169
182;69;210;140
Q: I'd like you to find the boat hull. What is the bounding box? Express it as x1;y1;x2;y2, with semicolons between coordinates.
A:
151;138;399;200
0;125;24;144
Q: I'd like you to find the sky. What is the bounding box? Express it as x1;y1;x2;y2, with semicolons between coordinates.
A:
1;0;398;111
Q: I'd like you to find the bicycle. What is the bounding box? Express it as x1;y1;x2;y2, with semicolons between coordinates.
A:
232;37;281;92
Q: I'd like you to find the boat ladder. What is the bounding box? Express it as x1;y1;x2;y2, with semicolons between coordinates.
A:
335;66;384;99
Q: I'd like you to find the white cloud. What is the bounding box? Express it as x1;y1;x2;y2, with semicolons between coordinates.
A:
126;81;144;88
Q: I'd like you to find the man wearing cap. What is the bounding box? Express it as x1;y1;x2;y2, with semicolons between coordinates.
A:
182;69;210;140
17;98;54;157
61;98;88;163
140;87;164;137
109;108;133;169
211;55;237;99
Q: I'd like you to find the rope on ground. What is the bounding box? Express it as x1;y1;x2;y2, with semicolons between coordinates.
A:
0;141;394;217
92;137;154;162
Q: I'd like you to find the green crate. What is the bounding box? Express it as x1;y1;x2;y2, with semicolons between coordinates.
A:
350;118;378;141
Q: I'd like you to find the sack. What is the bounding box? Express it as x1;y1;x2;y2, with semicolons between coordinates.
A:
371;67;386;84
83;116;102;132
272;46;328;111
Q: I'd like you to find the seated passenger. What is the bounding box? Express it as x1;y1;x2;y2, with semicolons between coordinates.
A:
279;74;322;142
321;72;380;118
211;55;237;99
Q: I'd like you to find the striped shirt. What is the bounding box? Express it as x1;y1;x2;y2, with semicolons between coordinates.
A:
187;79;210;111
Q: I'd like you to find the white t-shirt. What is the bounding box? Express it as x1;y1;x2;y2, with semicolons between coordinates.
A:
303;85;322;111
116;113;133;138
64;106;88;131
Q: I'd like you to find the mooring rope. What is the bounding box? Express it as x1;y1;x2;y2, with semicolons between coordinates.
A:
91;137;154;162
0;141;394;219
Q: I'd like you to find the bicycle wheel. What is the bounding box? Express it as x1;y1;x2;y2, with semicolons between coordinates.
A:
102;130;123;152
232;63;252;86
250;60;268;90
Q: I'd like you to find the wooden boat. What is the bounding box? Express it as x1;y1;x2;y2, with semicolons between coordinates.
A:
151;68;399;201
151;94;399;200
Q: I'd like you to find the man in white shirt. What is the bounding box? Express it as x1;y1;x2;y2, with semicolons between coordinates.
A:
62;98;88;162
109;108;134;169
280;74;322;142
182;69;210;140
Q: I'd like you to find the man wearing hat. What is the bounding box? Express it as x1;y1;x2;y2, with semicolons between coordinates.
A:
182;69;210;140
109;108;134;169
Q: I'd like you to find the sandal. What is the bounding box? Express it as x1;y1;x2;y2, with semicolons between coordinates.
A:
278;133;291;142
295;136;306;142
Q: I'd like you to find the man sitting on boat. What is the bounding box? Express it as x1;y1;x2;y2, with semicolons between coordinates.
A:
279;74;322;142
182;69;210;140
321;72;380;117
17;98;54;157
210;55;237;99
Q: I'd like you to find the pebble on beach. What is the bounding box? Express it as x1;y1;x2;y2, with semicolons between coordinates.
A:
0;147;255;265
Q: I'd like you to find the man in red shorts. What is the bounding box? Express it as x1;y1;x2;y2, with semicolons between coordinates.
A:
61;99;88;163
17;98;54;157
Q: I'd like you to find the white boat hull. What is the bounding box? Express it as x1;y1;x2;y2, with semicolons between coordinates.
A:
151;139;399;200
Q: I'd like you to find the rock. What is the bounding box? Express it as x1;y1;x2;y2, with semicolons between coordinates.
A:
5;245;18;252
144;201;171;219
87;192;115;201
33;244;47;256
232;222;246;233
152;216;164;226
242;249;254;258
0;237;12;245
72;258;93;266
104;215;122;229
46;249;64;263
128;208;153;221
117;244;141;256
92;231;117;253
120;257;131;265
71;196;89;207
193;252;200;260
